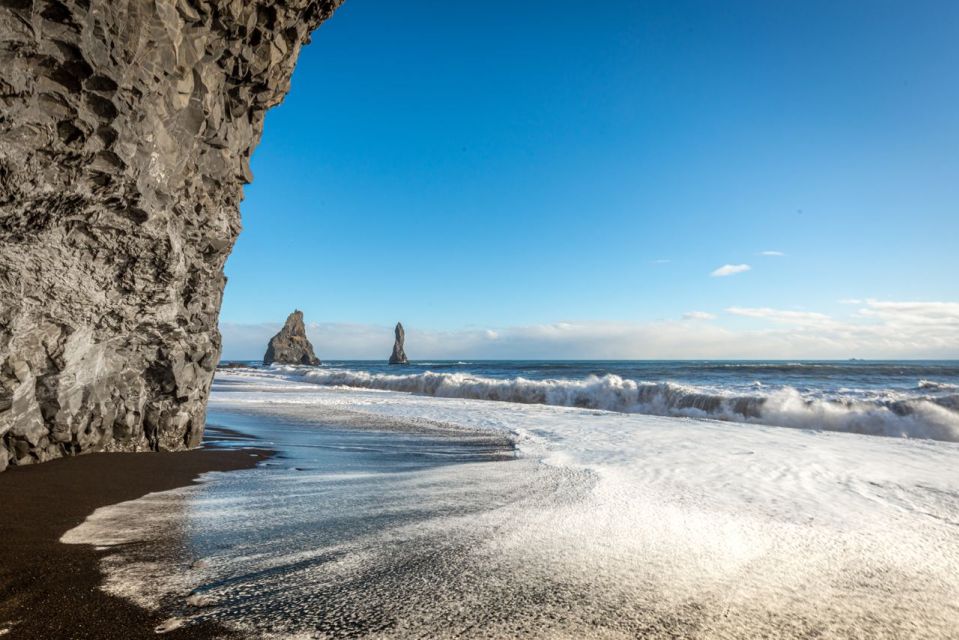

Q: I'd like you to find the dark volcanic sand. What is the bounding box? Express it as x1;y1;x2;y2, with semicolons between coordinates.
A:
0;428;271;640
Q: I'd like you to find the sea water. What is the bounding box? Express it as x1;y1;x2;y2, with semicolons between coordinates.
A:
62;361;959;639
236;359;959;441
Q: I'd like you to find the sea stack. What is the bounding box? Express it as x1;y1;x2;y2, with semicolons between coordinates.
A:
389;323;409;365
264;311;321;366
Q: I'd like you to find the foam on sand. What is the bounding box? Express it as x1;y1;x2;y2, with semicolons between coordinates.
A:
62;372;959;638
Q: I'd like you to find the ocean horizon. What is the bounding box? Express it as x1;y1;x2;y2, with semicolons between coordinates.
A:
218;359;959;442
3;0;957;637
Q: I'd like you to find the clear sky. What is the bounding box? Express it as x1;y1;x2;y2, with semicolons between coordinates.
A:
220;0;959;360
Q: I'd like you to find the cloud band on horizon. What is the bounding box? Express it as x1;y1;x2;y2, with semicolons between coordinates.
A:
220;300;959;361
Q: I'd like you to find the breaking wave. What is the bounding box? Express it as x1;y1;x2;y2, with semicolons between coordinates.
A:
270;367;959;443
919;379;959;391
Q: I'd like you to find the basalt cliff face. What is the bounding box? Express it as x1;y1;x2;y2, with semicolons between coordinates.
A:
0;0;342;471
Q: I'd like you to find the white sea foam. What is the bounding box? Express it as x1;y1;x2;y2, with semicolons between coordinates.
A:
61;373;959;638
252;365;959;442
919;379;959;391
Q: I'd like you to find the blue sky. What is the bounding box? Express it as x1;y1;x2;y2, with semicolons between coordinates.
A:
220;0;958;359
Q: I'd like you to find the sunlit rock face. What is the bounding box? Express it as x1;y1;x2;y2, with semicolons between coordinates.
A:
388;322;408;365
0;0;342;470
263;310;320;366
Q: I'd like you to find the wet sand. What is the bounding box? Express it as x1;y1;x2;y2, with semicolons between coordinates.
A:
8;375;959;639
58;404;526;639
0;428;271;640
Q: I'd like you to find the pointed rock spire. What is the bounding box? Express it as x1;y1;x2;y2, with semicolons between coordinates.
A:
263;310;321;365
389;322;409;365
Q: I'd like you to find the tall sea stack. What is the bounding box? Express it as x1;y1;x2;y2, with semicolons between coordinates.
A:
0;0;342;471
264;310;320;366
389;322;409;365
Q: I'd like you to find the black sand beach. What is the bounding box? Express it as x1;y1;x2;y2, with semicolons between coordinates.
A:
0;429;271;640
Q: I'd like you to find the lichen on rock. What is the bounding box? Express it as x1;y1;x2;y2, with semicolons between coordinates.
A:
0;0;342;469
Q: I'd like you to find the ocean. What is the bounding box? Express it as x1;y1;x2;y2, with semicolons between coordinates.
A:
228;359;959;441
63;360;959;638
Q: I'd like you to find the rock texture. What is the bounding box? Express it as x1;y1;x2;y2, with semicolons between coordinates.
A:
0;0;342;470
388;322;408;365
263;310;320;366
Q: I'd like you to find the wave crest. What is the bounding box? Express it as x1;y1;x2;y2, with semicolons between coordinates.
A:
265;366;959;443
919;379;959;391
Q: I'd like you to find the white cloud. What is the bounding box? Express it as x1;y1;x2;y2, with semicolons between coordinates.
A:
682;311;716;321
855;300;959;328
760;250;785;256
219;322;392;361
710;264;751;277
726;306;833;326
220;299;959;360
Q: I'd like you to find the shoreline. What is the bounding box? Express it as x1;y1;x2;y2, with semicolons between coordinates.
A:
0;427;272;640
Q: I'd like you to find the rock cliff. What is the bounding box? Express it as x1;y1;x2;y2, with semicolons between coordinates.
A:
263;310;320;366
0;0;342;471
388;322;408;365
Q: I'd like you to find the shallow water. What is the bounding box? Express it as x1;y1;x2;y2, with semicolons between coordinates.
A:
63;372;959;639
